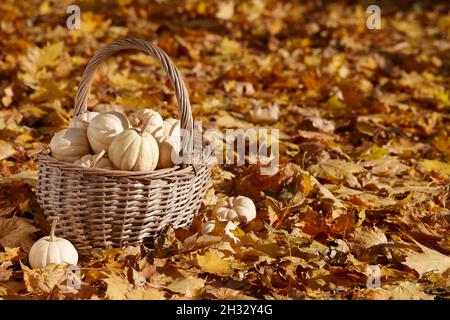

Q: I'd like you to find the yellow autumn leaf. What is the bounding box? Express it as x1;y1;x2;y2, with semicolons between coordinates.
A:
216;1;234;20
230;226;245;238
103;274;164;300
0;141;15;161
38;1;52;15
103;274;131;300
21;262;66;294
218;38;242;56
196;249;233;276
166;276;205;295
397;191;413;206
359;144;389;160
125;288;164;300
81;12;109;33
37;42;64;69
0;247;23;264
108;72;146;91
419;159;450;175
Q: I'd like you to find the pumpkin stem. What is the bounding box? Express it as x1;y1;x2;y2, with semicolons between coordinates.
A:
50;216;59;242
227;197;234;208
91;150;106;168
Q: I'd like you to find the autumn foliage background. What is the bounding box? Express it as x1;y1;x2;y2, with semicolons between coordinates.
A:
0;0;449;299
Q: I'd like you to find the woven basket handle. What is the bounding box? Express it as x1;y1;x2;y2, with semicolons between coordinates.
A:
74;38;193;155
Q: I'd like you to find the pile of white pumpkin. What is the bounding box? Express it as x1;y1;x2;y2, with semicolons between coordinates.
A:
201;195;257;244
50;108;181;171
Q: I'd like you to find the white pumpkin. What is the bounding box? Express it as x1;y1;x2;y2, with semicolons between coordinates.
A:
156;135;179;169
74;150;113;170
212;196;257;224
50;128;90;162
201;220;240;244
163;118;180;135
29;217;78;269
108;118;159;171
249;104;279;123
128;108;164;135
87;112;129;153
69;111;100;129
162;118;181;150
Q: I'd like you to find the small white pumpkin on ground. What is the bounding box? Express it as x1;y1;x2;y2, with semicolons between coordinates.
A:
69;111;100;129
50;128;90;162
212;196;257;224
128;108;164;135
74;150;113;170
29;217;78;269
108;118;159;171
87;111;129;153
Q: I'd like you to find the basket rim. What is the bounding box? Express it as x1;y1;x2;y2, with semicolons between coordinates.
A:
38;147;213;179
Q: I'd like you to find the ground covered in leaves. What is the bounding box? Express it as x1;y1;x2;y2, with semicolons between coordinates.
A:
0;0;449;300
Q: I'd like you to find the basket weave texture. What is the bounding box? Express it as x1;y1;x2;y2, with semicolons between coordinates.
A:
36;39;212;253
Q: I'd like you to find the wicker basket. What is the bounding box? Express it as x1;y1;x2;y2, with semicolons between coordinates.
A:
36;39;212;254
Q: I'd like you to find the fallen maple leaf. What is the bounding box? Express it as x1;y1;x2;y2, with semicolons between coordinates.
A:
103;274;130;300
0;247;24;264
362;158;409;176
418;159;450;176
0;170;38;187
349;227;388;252
0;141;15;161
166;276;205;296
0;217;39;252
404;243;450;276
21;262;66;294
126;288;164;300
196;249;233;276
103;274;164;300
382;282;435;300
216;1;234;20
308;159;366;188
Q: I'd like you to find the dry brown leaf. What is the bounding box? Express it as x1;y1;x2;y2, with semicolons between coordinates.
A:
349;227;388;251
103;274;132;300
0;170;38;187
21;262;66;294
362;158;409;176
382;282;435;300
404;243;450;276
0;247;24;263
308;159;366;188
0;217;39;252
